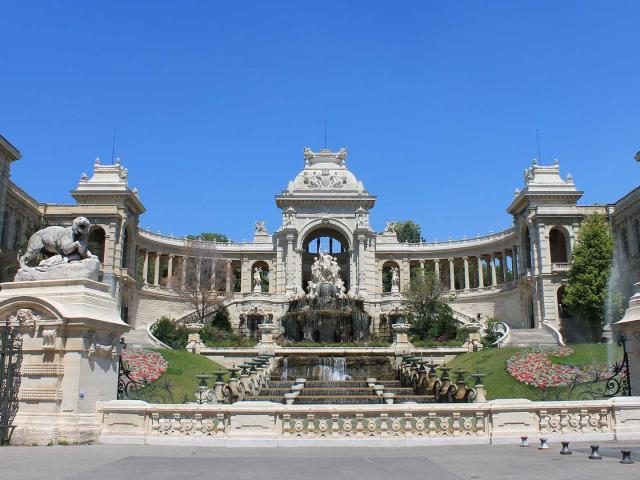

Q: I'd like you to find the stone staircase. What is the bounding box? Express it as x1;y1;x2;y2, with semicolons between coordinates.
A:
122;327;165;348
246;379;435;404
506;328;559;347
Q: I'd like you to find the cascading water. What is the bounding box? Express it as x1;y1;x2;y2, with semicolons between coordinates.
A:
275;356;395;381
605;238;628;365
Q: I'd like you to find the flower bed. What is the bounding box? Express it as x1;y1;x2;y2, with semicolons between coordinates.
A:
121;347;168;383
506;346;591;388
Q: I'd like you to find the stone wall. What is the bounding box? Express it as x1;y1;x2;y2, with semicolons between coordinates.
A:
129;288;191;329
98;397;640;446
452;287;524;328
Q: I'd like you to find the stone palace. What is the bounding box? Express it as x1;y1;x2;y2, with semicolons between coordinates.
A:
2;135;639;345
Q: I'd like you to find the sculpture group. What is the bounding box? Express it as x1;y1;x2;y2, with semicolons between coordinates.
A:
307;251;346;298
15;216;101;281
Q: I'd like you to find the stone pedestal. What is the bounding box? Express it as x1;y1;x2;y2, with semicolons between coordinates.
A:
0;279;129;445
258;322;276;355
615;282;640;394
391;322;412;355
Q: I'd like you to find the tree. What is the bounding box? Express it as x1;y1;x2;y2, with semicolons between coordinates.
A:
395;220;422;243
175;239;230;323
402;271;458;341
186;232;231;243
563;213;622;338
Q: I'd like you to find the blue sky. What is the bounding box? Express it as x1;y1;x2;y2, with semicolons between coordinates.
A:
2;1;639;241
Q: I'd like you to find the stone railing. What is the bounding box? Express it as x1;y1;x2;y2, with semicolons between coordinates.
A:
552;262;571;273
97;397;640;446
399;227;516;248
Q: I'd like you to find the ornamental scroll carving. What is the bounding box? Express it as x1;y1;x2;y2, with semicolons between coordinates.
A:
281;412;486;438
303;171;347;190
87;332;118;360
9;308;41;328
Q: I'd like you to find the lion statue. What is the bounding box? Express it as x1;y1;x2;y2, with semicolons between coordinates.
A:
18;217;96;268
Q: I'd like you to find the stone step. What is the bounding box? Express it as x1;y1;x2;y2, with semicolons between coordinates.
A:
506;328;559;346
122;328;159;348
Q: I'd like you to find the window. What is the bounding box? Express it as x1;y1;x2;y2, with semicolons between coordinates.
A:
549;228;568;263
621;226;630;257
12;218;22;250
634;219;640;253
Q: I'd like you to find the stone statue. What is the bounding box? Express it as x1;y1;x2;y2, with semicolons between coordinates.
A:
391;266;400;292
254;220;266;234
282;207;296;228
385;221;396;233
253;267;263;293
15;217;100;282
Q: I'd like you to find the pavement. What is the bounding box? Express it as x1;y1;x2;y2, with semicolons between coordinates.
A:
0;441;638;480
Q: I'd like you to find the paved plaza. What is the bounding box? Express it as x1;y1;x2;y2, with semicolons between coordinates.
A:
1;441;638;480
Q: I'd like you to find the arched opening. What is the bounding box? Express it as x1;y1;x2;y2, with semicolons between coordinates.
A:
121;225;130;268
557;285;570;319
88;226;106;263
251;260;270;293
523;226;533;270
382;261;400;293
549;228;568;263
301;228;350;293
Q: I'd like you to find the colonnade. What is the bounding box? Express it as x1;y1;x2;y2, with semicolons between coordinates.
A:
138;250;238;292
382;247;519;294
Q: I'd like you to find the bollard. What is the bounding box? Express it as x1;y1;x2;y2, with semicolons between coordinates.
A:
620;450;634;464
520;436;530;447
538;438;549;450
560;441;572;455
588;445;602;460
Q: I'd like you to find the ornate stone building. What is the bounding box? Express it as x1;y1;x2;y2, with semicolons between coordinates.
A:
1;136;635;344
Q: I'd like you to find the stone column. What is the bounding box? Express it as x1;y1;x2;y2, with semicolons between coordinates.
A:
477;256;484;288
225;260;232;293
153;253;160;286
358;237;366;293
286;234;294;291
434;258;440;279
502;250;509;283
419;260;425;279
167;255;173;289
142;250;149;284
490;254;497;286
512;246;519;279
181;256;187;289
463;256;470;290
448;258;455;291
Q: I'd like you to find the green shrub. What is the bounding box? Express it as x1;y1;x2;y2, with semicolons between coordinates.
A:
151;316;189;349
210;306;231;331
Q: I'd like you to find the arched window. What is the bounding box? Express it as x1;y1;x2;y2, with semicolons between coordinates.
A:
88;226;106;263
549;228;568;263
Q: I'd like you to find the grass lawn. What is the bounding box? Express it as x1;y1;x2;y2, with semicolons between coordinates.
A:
446;343;621;401
136;349;228;404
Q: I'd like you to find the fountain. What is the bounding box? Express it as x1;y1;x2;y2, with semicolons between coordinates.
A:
281;251;370;342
